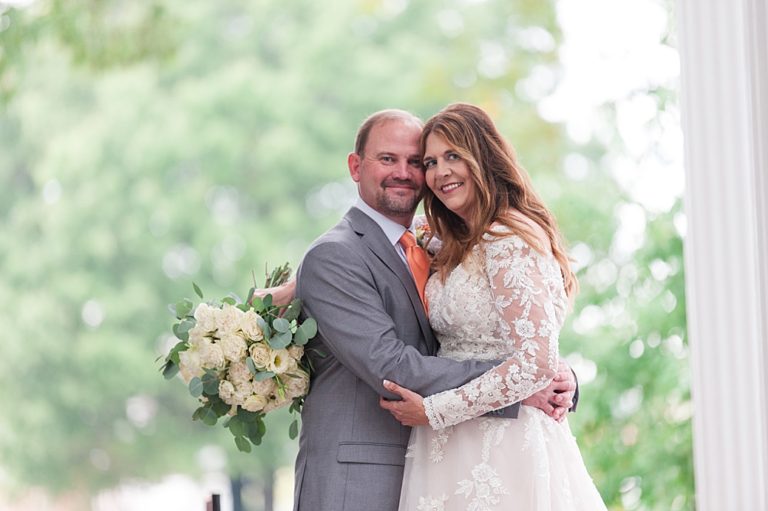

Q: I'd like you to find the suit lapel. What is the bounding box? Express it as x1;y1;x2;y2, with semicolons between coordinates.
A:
344;208;437;352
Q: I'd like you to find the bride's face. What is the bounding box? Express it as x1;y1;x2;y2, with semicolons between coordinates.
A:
422;133;476;222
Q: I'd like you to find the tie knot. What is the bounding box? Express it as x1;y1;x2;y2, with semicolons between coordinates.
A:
399;230;417;248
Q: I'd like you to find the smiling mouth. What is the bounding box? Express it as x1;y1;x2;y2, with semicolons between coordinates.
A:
440;182;464;193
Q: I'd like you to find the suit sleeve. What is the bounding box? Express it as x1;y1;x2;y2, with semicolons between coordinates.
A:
296;240;502;400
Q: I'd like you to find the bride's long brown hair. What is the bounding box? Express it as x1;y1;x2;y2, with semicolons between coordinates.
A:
421;103;578;298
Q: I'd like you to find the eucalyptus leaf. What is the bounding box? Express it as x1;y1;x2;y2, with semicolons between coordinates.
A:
175;298;194;318
253;371;275;382
188;377;203;397
269;331;292;349
246;357;258;376
197;406;218;426
172;323;189;342
162;361;179;380
251;296;265;313
234;436;252;453
201;372;219;395
273;318;290;333
193;282;203;299
289;419;299;440
257;317;271;339
228;416;245;437
293;318;318;346
282;298;302;322
221;296;236;306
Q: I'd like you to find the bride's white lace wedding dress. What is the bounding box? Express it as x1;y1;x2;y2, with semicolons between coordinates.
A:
398;230;607;511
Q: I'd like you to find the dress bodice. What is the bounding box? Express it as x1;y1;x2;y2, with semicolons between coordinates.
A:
422;230;568;429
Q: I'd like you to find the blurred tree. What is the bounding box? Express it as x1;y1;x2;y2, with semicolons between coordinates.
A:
0;0;691;509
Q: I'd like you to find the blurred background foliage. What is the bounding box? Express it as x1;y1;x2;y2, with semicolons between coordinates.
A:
0;0;690;509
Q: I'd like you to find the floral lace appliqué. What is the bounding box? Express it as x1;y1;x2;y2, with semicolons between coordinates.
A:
423;232;567;430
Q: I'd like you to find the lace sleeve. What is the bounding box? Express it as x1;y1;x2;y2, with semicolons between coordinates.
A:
423;234;567;429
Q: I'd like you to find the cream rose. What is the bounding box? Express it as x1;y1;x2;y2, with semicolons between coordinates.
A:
287;345;304;361
249;342;272;369
285;369;310;398
215;304;243;334
227;361;252;386
193;303;217;333
178;349;203;383
218;380;237;405
242;394;269;412
268;348;296;375
263;392;290;413
251;377;276;396
219;333;247;363
199;342;226;370
241;310;264;341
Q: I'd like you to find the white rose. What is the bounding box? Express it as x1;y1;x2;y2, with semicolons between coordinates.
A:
178;349;203;383
188;325;209;345
285;369;310;398
234;383;251;406
218;380;237;405
263;392;290;413
249;342;272;369
193;303;217;333
215;304;243;334
219;333;247;363
241;310;264;341
199;342;225;370
242;394;269;412
227;361;252;386
268;348;296;375
287;345;304;361
251;377;276;396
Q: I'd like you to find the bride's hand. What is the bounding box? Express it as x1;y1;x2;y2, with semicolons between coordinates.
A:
250;278;297;307
523;358;576;422
379;380;429;427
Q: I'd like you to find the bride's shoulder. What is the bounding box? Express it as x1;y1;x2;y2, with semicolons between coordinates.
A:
482;211;551;253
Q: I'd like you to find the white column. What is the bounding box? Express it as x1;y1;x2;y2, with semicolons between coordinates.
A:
677;0;768;509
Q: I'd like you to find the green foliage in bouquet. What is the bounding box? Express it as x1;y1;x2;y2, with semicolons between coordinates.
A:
160;263;317;452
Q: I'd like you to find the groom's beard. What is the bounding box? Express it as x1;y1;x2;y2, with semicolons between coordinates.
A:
376;179;423;217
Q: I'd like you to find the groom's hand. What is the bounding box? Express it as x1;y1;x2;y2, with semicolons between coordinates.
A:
523;359;576;422
379;380;429;427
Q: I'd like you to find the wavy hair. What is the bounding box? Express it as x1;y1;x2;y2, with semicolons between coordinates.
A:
421;103;578;298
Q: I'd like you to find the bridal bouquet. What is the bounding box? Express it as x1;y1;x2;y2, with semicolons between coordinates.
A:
159;264;317;452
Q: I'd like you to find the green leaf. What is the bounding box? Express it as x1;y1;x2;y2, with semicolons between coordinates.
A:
234;436;252;453
193;282;203;299
293;318;317;346
165;341;189;364
253;371;275;382
188;377;203;397
246;421;263;446
289;419;299;440
162;361;179;380
175;298;194;318
257;317;272;339
273;318;290;333
227;416;245;437
201;372;219;395
269;331;292;349
246;357;259;376
221;296;236;306
193;405;218;426
236;303;249;312
262;294;273;309
251;296;265;313
281;298;302;322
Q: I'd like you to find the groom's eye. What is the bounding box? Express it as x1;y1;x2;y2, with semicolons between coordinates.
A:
380;155;395;164
407;158;422;168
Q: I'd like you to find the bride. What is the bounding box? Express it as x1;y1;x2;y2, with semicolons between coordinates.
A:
379;103;607;510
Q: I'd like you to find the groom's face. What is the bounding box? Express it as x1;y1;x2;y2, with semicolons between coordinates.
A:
348;119;425;226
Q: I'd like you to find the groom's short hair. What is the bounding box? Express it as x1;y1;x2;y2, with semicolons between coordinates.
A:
353;109;423;156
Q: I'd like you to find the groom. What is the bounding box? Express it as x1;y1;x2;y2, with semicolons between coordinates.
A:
293;109;576;511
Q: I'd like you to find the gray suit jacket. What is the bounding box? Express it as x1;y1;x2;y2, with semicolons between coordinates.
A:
293;207;519;511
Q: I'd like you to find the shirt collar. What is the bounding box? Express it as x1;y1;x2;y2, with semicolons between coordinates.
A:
354;198;411;247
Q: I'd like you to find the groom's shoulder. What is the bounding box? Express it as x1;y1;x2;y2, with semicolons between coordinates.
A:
303;210;364;261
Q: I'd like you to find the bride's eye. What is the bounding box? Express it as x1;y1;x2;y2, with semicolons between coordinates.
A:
446;152;461;161
423;158;437;169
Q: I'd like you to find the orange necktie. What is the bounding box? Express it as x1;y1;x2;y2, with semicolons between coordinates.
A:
399;230;430;312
